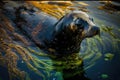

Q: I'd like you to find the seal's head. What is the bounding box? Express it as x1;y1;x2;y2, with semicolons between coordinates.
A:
48;11;100;55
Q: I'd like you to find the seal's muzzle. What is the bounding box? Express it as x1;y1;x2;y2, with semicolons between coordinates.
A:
85;26;100;37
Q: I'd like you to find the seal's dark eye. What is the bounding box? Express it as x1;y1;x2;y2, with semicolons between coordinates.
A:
74;18;84;29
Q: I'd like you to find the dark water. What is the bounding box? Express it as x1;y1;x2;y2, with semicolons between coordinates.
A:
83;1;120;80
0;1;120;80
79;1;120;80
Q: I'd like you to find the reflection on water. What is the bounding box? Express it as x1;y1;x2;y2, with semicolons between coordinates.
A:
0;1;120;80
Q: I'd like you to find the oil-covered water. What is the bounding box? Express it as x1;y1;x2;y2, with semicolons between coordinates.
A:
0;1;120;80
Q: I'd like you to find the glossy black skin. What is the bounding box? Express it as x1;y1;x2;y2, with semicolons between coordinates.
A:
0;1;100;80
2;2;100;56
44;13;100;56
45;14;84;55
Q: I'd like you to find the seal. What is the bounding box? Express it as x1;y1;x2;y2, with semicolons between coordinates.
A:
2;2;100;56
0;1;100;80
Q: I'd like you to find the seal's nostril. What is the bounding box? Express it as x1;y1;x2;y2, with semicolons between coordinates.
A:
85;26;100;38
91;26;100;35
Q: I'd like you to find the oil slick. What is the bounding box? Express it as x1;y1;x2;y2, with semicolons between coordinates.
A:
0;1;120;80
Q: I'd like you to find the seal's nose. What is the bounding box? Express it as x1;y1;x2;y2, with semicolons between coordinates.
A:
91;26;100;36
85;26;100;37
